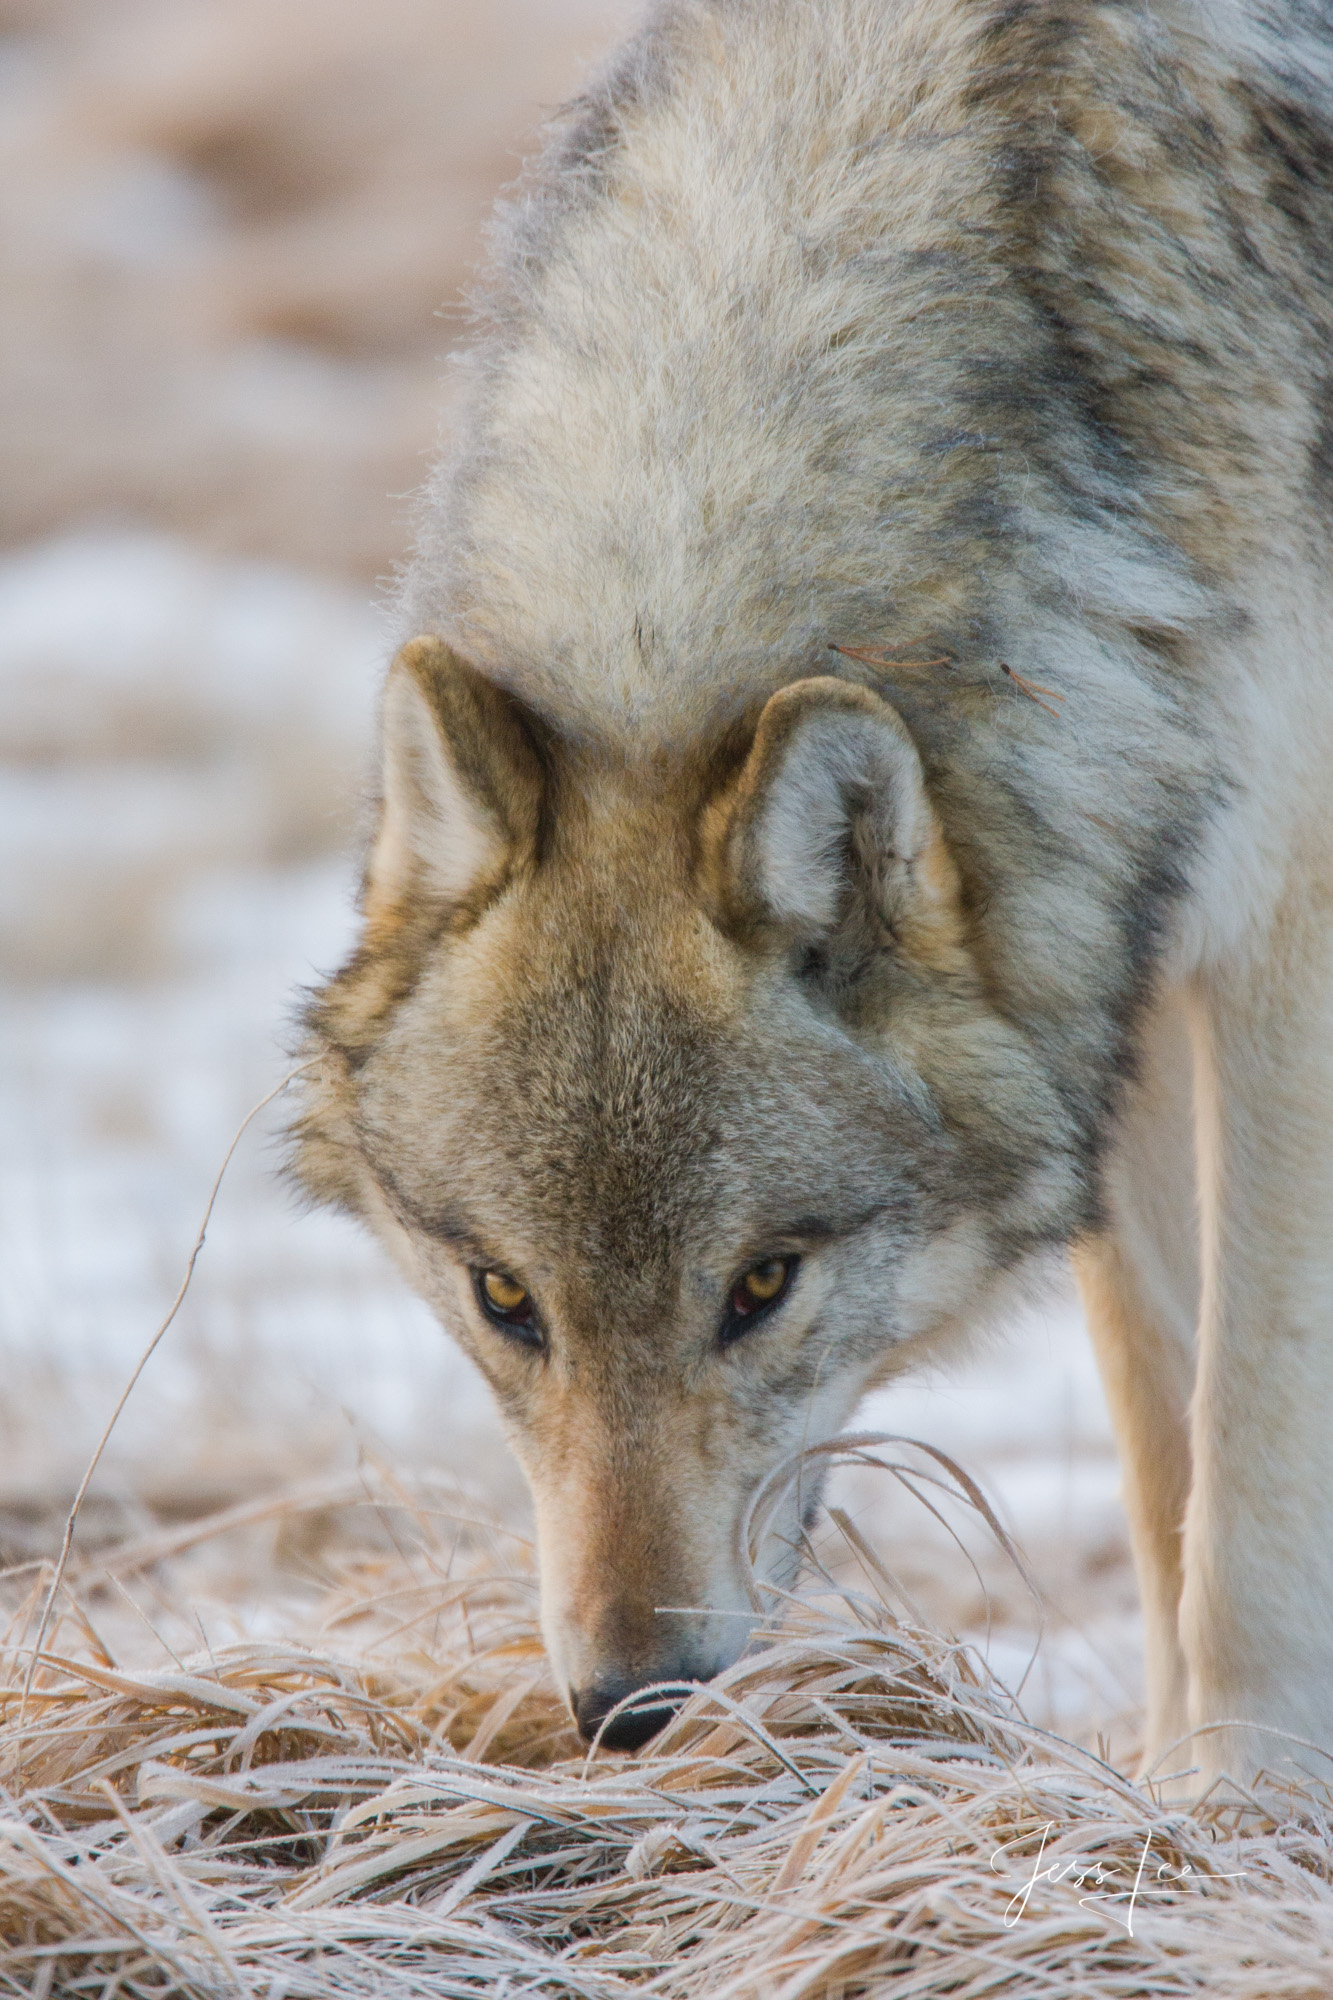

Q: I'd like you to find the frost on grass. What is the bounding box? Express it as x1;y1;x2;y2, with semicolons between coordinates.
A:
2;1471;1333;2000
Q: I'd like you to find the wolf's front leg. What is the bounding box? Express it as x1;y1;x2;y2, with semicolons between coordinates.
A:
1181;901;1333;1791
1073;992;1197;1775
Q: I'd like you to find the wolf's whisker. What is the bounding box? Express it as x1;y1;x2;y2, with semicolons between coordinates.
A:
651;1606;761;1619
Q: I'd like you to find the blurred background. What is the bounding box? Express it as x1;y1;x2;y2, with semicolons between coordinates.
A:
0;0;1141;1747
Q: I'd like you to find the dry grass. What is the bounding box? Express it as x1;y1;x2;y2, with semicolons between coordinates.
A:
2;1470;1333;2000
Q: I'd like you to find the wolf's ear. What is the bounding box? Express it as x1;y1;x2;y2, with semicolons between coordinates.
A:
365;637;544;925
707;678;967;971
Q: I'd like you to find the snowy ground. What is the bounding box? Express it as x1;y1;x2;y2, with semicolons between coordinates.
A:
0;532;506;1503
0;530;1142;1748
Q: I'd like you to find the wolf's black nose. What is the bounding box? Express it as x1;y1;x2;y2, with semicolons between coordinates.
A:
573;1676;692;1750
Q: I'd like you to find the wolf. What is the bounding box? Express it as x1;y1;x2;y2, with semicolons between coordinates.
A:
294;0;1333;1785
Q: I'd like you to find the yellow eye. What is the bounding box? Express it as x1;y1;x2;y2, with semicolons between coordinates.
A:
482;1271;529;1314
474;1272;536;1352
723;1257;798;1341
474;1264;544;1344
742;1259;790;1305
475;1269;541;1346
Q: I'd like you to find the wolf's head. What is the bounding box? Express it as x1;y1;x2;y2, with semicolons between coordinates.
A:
295;639;1065;1744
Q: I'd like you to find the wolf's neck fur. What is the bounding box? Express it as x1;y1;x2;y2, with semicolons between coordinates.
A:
396;0;1333;1207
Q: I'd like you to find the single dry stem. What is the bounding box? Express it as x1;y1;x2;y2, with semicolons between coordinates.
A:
17;1064;317;1738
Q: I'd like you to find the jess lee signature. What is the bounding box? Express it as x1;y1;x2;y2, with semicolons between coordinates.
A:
991;1823;1247;1937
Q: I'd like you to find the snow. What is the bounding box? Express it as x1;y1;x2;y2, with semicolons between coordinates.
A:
0;531;513;1515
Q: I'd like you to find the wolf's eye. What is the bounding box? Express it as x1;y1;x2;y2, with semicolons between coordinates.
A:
475;1269;542;1346
740;1259;790;1305
721;1257;798;1343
